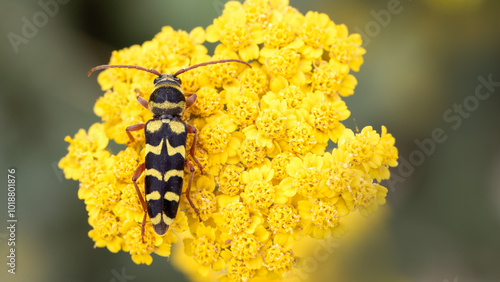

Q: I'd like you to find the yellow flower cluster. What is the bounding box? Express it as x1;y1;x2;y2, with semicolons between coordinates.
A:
59;0;397;280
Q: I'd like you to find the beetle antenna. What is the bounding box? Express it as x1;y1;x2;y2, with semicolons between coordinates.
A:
173;59;250;77
88;64;162;77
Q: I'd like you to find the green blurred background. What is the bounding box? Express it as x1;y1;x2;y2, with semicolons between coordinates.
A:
1;0;499;281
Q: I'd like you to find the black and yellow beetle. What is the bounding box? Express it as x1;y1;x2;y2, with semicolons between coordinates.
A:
88;59;250;241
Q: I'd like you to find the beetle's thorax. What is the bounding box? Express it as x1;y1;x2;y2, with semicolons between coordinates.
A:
148;74;186;118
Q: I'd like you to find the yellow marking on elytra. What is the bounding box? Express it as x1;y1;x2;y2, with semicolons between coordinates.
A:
150;213;162;225
163;214;175;225
169;121;186;134
146;120;163;133
146;191;161;201
164;169;184;181
146;139;164;156
149;101;186;111
145;165;183;182
164;191;180;202
146;168;163;180
166;138;186;157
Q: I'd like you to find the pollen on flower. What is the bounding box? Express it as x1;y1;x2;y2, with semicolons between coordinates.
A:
186;142;210;174
311;61;355;98
218;164;245;196
89;182;121;211
286;121;317;155
238;138;266;167
325;154;360;198
354;178;388;216
117;183;144;217
262;81;294;111
90;211;120;244
338;126;382;174
244;0;272;25
94;89;128;124
264;20;296;49
96;46;142;90
153;26;201;59
78;154;109;191
191;233;221;266
184;224;223;275
293;168;323;198
302;92;350;143
123;223;155;260
312;101;349;129
256;108;287;140
271;152;296;181
187;189;217;221
111;147;140;181
285;154;328;198
199;123;231;153
227;258;255;281
59;124;109;181
276;85;305;109
179;69;202;93
220;24;251;51
241;178;275;210
263;244;295;274
299;11;335;58
374;126;399;181
311;199;340;230
231;233;261;261
220;201;251;234
226;94;260;128
238;67;268;97
190;86;222;117
204;55;242;88
329;24;366;72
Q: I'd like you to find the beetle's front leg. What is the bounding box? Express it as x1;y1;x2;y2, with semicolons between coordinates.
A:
185;93;197;108
134;89;149;110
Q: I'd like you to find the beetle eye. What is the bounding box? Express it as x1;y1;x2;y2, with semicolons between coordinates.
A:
176;77;182;84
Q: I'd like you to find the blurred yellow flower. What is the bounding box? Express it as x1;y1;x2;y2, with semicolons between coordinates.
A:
59;0;399;280
312;60;357;98
263;243;296;278
299;11;336;59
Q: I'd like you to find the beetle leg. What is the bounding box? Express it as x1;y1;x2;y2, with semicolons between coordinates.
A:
132;163;148;243
185;160;202;222
185;93;197;108
134;89;149;110
126;123;145;143
140;212;147;244
187;124;203;173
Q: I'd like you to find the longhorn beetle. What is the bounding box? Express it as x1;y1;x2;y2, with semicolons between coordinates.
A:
88;59;250;242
